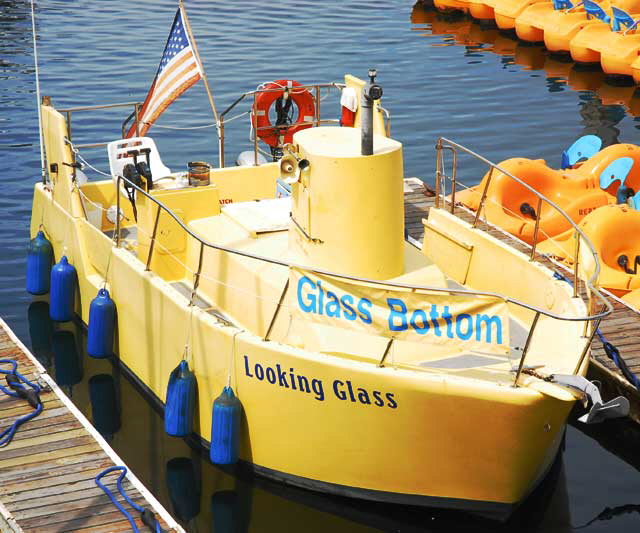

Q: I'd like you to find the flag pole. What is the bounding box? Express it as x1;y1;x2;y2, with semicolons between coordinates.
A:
179;0;224;167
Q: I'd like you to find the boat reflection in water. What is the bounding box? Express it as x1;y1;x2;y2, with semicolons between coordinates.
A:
411;3;640;118
27;300;53;367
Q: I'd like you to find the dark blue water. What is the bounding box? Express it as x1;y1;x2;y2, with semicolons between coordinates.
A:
3;0;640;530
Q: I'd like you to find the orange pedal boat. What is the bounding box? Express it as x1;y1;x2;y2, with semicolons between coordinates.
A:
457;140;640;245
600;7;640;80
516;0;576;43
537;204;640;296
468;0;498;20
568;5;639;62
544;0;618;54
494;0;549;31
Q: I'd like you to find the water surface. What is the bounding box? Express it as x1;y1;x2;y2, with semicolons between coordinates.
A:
2;1;640;531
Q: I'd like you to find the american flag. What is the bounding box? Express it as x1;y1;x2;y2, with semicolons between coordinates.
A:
126;7;202;138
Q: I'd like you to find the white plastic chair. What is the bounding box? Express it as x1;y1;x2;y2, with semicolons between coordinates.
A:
107;137;171;188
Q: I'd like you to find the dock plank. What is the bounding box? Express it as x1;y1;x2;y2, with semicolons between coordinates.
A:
0;320;182;533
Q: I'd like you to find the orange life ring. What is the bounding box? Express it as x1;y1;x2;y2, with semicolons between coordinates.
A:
252;80;315;148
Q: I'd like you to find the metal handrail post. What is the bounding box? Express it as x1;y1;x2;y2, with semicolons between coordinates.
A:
145;204;162;271
219;119;225;168
66;111;73;147
378;337;395;368
583;293;595;337
513;311;541;387
253;92;259;166
573;234;581;298
315;86;320;128
435;139;442;209
189;242;205;306
450;148;458;215
530;197;543;260
573;316;602;374
473;167;494;228
264;279;290;341
134;103;140;138
115;177;121;248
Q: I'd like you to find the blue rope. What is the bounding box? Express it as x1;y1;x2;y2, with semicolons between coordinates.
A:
595;330;640;391
0;359;43;447
95;466;162;533
553;272;640;391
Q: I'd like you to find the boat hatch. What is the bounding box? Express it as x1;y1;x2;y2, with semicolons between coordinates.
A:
222;197;291;236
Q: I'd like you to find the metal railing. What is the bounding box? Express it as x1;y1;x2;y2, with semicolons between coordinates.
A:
218;82;344;168
59;102;142;152
112;159;610;387
218;82;392;167
434;137;613;383
60;83;393;170
55;101;607;387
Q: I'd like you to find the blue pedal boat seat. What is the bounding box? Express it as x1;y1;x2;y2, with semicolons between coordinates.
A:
553;0;575;10
561;134;603;169
583;0;611;23
599;156;634;190
611;7;639;32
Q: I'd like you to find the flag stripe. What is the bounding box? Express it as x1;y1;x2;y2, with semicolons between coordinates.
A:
143;72;201;128
141;60;200;123
142;53;199;118
154;49;197;93
140;74;202;135
125;7;202;138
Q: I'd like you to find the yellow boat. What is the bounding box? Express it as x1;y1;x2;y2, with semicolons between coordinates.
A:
31;70;626;519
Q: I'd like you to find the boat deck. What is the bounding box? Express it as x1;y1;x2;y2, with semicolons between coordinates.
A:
402;178;640;423
0;319;182;533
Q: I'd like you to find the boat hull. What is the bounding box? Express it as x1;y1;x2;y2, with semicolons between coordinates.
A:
569;23;613;63
600;33;640;78
31;181;577;516
515;2;555;42
494;0;548;30
468;0;496;21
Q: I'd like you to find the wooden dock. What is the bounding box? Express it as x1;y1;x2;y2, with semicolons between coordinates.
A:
0;318;183;533
402;178;640;423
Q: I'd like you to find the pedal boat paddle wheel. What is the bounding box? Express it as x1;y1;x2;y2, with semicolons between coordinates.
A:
30;73;624;520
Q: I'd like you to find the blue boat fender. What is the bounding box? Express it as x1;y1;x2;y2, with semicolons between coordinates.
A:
49;256;77;322
164;360;197;437
210;386;242;465
87;288;116;358
26;230;53;295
